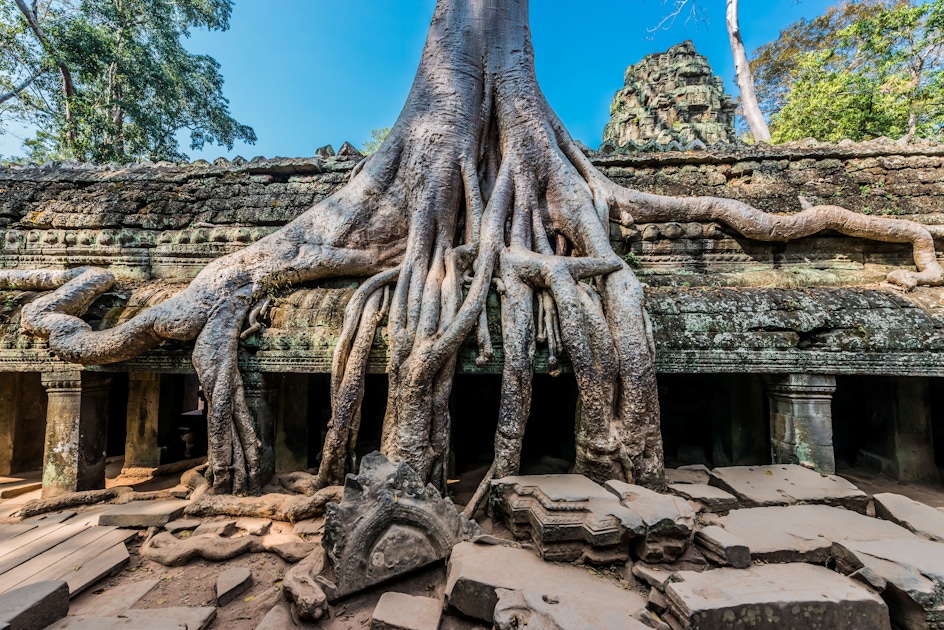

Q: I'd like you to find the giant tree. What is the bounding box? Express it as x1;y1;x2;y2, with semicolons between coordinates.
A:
2;0;942;511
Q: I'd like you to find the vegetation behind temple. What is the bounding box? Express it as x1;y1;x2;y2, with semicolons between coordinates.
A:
0;0;255;164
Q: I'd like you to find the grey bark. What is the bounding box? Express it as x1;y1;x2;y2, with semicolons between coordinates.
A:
726;0;771;142
2;0;942;502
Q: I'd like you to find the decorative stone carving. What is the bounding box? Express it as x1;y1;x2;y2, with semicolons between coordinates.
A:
602;40;737;148
605;480;696;563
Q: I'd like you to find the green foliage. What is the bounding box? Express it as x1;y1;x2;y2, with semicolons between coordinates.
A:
362;127;390;155
753;0;944;143
0;0;255;163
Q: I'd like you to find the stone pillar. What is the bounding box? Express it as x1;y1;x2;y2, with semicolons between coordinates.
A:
766;374;837;474
0;373;47;476
123;373;161;470
890;377;938;482
41;372;111;498
244;372;277;485
275;374;309;473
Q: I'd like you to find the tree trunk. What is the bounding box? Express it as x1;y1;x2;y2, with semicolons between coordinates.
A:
726;0;771;143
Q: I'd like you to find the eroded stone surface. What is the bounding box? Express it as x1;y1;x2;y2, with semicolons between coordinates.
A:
216;567;252;606
68;580;158;617
445;541;650;625
874;492;944;542
693;526;750;569
494;587;653;630
668;483;737;513
492;474;644;563
709;465;868;512
370;592;442;630
605;481;695;562
97;500;190;528
665;564;890;630
164;519;200;534
664;466;710;486
193;520;236;537
0;580;68;630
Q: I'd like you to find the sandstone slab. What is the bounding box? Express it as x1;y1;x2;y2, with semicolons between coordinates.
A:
121;608;216;630
0;580;69;630
664;466;710;486
714;504;913;564
445;541;650;625
708;465;868;513
97;501;189;528
370;592;442;630
46;618;183;629
693;526;750;569
216;567;252;606
493;587;653;630
164;520;200;534
606;481;696;562
873;492;944;542
492;474;644;563
193;520;236;537
665;564;890;630
668;484;737;513
254;602;292;630
68;580;158;617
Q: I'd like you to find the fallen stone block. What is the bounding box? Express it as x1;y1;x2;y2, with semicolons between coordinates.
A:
120;608;216;630
97;500;190;528
68;580;158;617
709;465;868;513
693;526;750;569
833;537;944;628
164;519;200;534
45;618;184;629
493;587;654;630
491;474;644;563
668;484;737;513
193;520;237;537
665;564;890;630
664;465;710;485
648;588;668;615
633;563;674;591
0;580;69;630
446;541;650;625
715;504;914;564
873;493;944;542
605;481;696;563
217;567;253;606
254;602;292;630
370;592;442;630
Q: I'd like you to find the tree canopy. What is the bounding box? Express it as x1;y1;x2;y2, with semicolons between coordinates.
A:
753;0;944;143
0;0;255;163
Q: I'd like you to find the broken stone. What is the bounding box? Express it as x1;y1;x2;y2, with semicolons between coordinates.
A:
633;563;674;591
491;474;644;563
97;500;189;528
446;541;651;625
0;580;69;630
164;519;201;534
668;484;738;513
833;537;944;628
873;492;944;542
664;465;710;485
68;580;158;617
648;588;668;615
315;145;335;158
665;564;890;630
254;602;292;630
708;465;868;513
693;526;750;569
259;533;314;563
120;609;215;630
193;520;237;537
370;592;442;630
605;481;696;563
45;619;183;629
337;142;364;158
493;587;653;630
291;519;322;537
235;518;272;536
715;504;914;564
216;567;253;606
321;452;479;600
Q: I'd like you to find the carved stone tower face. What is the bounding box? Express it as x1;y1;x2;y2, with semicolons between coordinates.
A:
603;40;737;148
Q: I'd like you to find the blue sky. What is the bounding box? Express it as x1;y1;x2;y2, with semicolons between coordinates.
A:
0;0;837;160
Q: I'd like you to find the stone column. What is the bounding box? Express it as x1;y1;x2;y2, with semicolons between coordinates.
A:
123;373;161;470
41;372;111;498
275;374;309;474
244;372;277;485
766;374;837;474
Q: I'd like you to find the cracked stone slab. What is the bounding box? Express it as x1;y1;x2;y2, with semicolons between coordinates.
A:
833;537;944;629
491;474;644;563
693;526;750;569
445;541;650;625
668;484;738;513
873;493;944;542
217;567;252;606
370;592;442;630
708;465;868;513
605;481;696;563
97;501;190;528
713;504;914;564
68;580;158;617
0;580;69;630
665;564;890;630
494;587;653;630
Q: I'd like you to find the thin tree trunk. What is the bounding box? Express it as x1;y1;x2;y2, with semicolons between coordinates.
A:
726;0;771;142
0;71;43;106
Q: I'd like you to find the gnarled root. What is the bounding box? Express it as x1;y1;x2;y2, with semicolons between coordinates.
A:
17;487;132;519
185;485;342;523
283;547;329;622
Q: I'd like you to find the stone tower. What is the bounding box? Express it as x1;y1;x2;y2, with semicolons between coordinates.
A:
603;41;737;148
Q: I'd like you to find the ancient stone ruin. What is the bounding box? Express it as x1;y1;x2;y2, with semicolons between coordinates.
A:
602;40;738;150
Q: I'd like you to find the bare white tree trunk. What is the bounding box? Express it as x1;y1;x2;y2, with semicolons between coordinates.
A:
726;0;771;142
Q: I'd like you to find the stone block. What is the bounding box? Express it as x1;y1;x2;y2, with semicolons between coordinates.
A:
68;580;158;617
120;608;215;630
708;464;868;512
665;564;890;630
97;500;189;528
46;619;184;629
693;526;750;568
370;592;442;630
0;580;69;630
494;587;653;630
446;542;651;626
217;567;252;606
664;465;711;485
632;563;674;591
873;492;944;542
254;602;292;630
605;480;696;562
491;474;644;564
668;483;738;513
193;520;236;537
164;519;200;534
